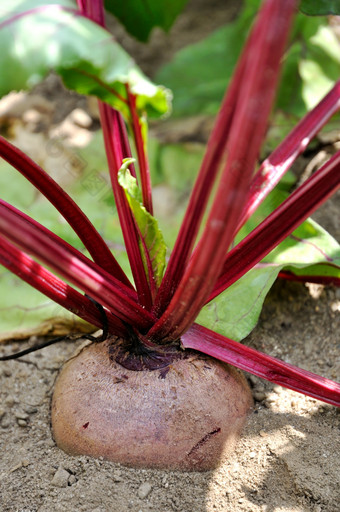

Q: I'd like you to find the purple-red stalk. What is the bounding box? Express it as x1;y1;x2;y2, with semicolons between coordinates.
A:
182;323;340;407
126;85;153;215
99;103;153;308
0;236;127;336
210;151;340;302
149;0;298;341
0;200;155;330
152;6;263;317
0;135;130;285
237;81;340;232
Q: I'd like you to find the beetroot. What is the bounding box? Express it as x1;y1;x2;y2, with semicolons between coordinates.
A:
52;339;253;471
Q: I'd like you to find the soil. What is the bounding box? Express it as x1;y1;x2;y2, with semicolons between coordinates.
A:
1;1;340;511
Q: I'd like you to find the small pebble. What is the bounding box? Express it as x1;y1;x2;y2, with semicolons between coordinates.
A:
17;419;28;427
1;418;10;429
112;469;122;482
138;482;152;499
5;396;16;406
248;375;259;386
15;411;29;420
253;391;266;402
25;406;38;415
0;408;5;420
51;466;70;488
68;474;77;485
259;430;267;437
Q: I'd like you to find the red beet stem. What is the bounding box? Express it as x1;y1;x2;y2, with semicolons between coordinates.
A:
210;150;340;302
149;0;297;341
0;236;127;336
0;136;131;285
182;323;340;407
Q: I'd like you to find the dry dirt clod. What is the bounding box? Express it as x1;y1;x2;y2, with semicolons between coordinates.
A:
17;419;28;427
50;466;70;488
68;474;77;485
14;410;29;421
138;481;153;499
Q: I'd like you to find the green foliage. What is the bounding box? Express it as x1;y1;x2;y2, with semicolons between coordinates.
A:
196;265;281;342
156;0;339;123
104;0;189;42
155;6;251;117
118;159;167;287
0;268;72;334
149;139;205;191
300;0;340;15
0;0;170;119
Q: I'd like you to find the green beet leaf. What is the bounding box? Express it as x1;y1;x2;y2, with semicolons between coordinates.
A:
156;0;337;122
0;0;170;119
196;265;282;342
300;0;340;15
105;0;189;42
118;159;167;288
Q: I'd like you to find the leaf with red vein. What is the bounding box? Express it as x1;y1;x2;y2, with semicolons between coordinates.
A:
0;2;169;119
278;270;340;287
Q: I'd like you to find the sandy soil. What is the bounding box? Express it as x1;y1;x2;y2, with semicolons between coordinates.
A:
1;1;340;511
